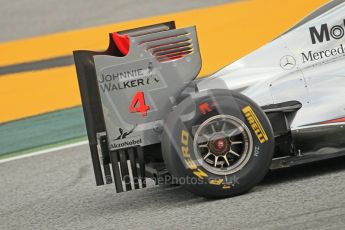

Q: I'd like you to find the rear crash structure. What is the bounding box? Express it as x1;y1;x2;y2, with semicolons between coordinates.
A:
74;1;345;198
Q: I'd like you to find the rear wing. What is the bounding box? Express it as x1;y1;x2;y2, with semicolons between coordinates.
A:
73;21;201;188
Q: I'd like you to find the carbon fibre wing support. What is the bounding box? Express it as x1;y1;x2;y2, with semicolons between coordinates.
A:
73;21;202;191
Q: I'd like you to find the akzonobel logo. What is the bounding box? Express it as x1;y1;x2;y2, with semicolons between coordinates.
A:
309;19;345;44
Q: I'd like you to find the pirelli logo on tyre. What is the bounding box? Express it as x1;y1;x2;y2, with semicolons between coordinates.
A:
242;106;268;144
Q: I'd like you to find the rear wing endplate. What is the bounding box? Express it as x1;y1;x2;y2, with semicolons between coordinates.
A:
73;21;201;188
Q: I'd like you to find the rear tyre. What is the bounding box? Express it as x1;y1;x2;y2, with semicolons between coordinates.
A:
162;89;274;198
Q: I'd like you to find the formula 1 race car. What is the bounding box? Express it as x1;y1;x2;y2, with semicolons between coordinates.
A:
73;0;345;198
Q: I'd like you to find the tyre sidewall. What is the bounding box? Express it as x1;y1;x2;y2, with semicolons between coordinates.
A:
162;89;274;198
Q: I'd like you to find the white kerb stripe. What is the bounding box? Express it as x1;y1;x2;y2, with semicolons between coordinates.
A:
0;140;88;164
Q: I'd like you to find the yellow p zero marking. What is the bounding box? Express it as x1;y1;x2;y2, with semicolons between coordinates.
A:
209;179;224;186
242;106;268;144
181;130;208;180
193;168;208;180
222;185;231;189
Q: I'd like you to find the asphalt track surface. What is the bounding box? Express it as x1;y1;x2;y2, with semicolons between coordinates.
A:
0;0;235;42
2;0;345;229
1;144;345;230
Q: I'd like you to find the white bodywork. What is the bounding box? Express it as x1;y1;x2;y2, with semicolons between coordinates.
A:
198;0;345;129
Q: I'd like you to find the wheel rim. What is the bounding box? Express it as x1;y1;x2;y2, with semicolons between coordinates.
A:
193;115;253;175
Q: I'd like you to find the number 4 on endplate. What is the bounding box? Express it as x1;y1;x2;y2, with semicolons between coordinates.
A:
128;91;150;117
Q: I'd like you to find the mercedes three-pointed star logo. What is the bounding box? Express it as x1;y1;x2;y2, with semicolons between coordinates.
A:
280;55;296;70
